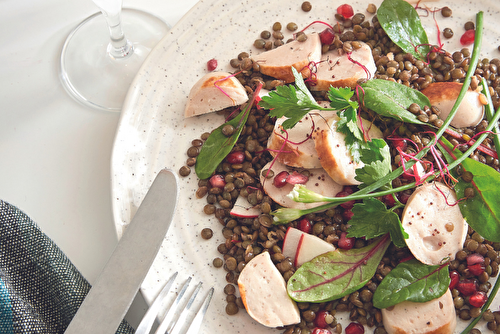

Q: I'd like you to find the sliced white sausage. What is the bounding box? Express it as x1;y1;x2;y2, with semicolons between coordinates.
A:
251;33;322;83
313;116;383;185
401;182;468;265
184;71;248;117
421;82;485;128
381;289;456;334
310;42;376;91
260;160;343;209
267;102;335;169
237;252;301;327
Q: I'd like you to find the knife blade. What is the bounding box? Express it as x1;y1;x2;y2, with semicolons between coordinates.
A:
65;169;178;334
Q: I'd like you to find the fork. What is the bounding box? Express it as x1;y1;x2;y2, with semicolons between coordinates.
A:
135;272;214;334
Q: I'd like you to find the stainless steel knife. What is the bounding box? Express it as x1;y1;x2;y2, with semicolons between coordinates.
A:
65;169;178;334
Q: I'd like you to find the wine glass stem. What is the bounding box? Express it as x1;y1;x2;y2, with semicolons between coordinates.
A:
100;9;134;59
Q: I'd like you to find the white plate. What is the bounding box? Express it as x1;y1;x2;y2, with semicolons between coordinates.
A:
111;0;500;332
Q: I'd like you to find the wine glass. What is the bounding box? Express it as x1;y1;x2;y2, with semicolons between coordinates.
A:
60;0;169;111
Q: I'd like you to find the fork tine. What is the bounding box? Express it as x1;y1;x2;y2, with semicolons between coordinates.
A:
166;282;203;334
184;287;214;334
153;277;192;334
136;272;178;334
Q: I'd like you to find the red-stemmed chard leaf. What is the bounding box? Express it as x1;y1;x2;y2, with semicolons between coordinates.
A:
373;259;450;309
437;137;500;242
287;234;391;302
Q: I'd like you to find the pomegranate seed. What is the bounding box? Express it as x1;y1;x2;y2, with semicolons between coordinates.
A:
460;30;475;46
336;191;355;209
345;322;365;334
468;263;485;276
298;218;312;234
207;58;217;71
449;270;460;290
209;175;226;189
456;279;478;296
469;291;488;308
392;136;408;151
467;253;485;266
383;194;396;208
226;151;245;164
311;329;332;334
342;209;354;221
314;310;333;328
338;232;355;250
286;171;309;185
319;28;335;45
337;4;354;19
273;171;290;188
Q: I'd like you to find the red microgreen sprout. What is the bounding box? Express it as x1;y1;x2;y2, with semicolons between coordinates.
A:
214;71;242;103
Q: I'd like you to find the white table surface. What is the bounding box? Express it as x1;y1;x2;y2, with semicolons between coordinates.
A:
0;0;198;328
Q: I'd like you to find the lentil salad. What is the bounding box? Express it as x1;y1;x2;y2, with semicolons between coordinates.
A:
179;0;500;333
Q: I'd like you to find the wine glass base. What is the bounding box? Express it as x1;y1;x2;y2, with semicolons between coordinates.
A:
60;8;169;111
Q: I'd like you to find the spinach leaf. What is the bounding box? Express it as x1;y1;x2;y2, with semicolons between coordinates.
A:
347;198;408;248
195;86;261;179
377;0;430;60
360;79;430;124
287;235;391;302
373;259;450;309
438;138;500;242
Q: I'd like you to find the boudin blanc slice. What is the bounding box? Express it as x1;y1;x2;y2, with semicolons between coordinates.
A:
420;82;486;128
267;102;335;169
237;252;301;327
310;42;376;91
251;33;322;83
313;115;383;185
184;71;248;117
401;182;467;265
381;289;456;334
260;160;343;210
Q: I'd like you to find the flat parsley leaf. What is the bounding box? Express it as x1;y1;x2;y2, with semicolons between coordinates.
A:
259;67;326;130
355;138;392;190
347;197;408;248
328;87;357;110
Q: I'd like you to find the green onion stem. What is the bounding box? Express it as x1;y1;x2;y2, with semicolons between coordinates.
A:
481;77;500;155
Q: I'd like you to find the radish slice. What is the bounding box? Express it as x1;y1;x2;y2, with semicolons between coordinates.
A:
382;289;456;334
260;160;343;210
251;33;322;83
282;227;304;262
294;232;335;267
230;195;262;218
238;252;301;327
401;182;468;265
184;71;248;117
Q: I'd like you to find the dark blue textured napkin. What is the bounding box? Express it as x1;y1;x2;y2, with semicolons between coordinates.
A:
0;200;134;334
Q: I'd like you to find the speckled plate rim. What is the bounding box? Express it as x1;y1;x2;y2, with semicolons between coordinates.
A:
111;0;500;333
